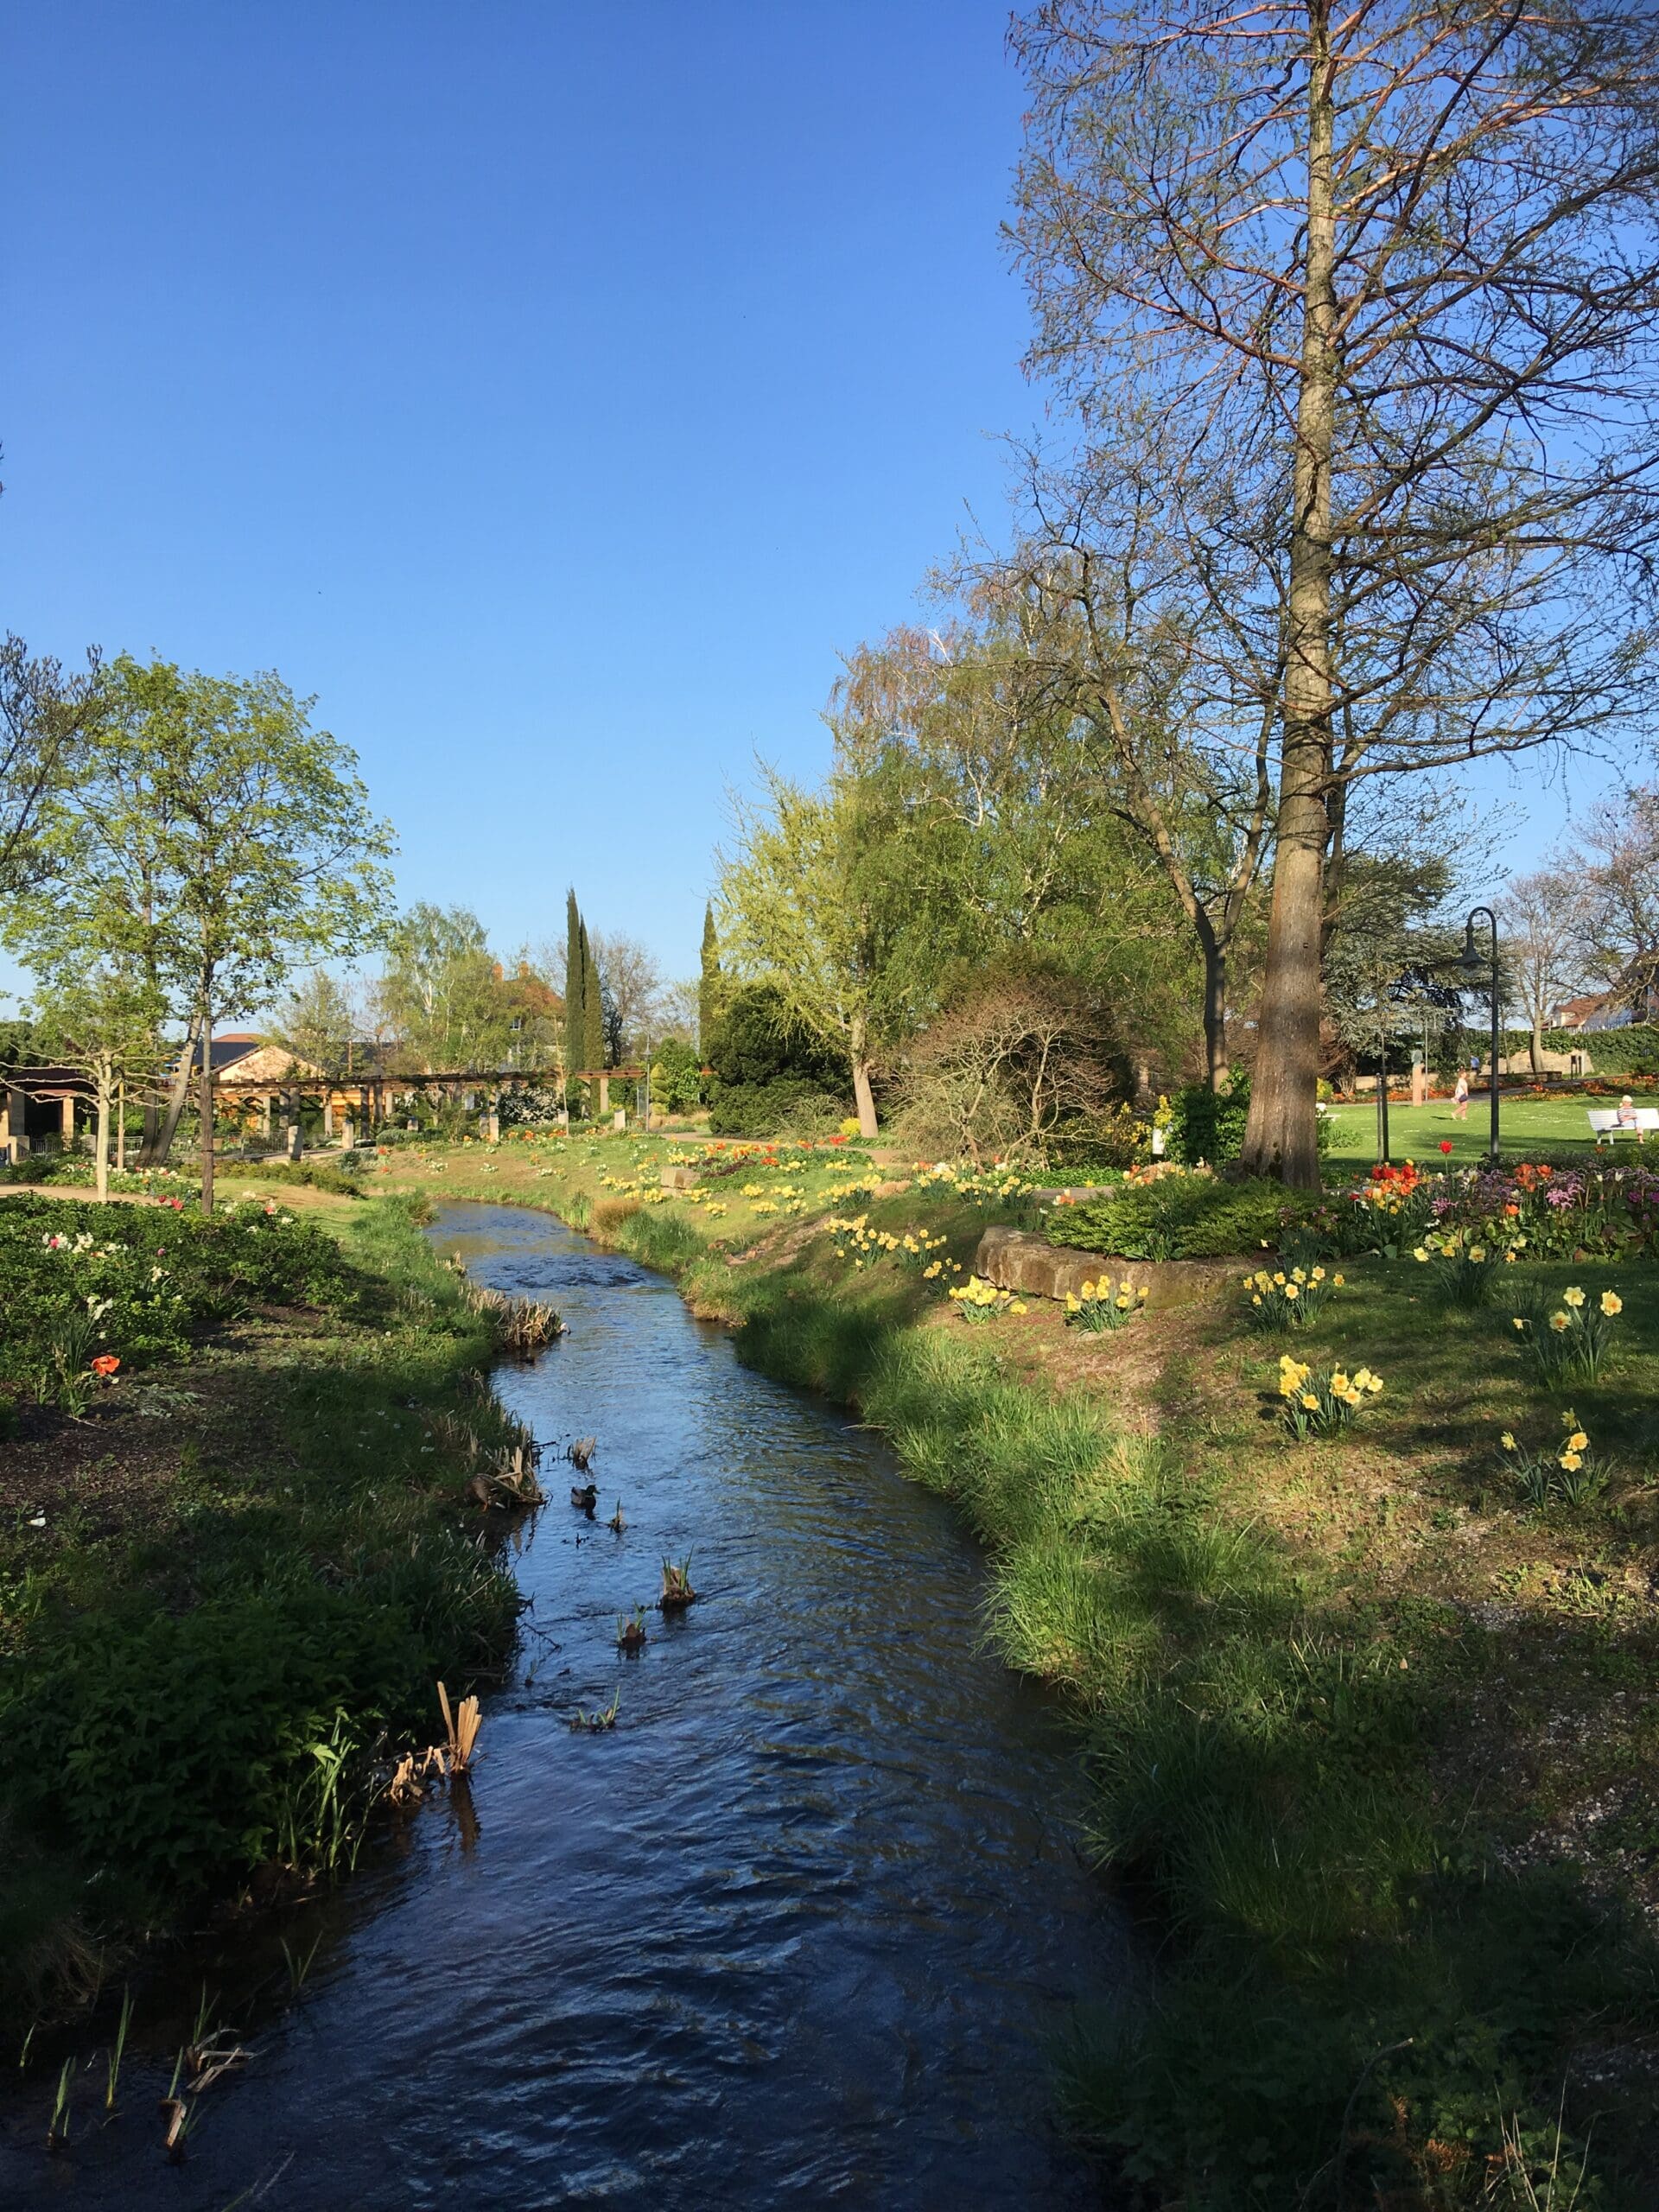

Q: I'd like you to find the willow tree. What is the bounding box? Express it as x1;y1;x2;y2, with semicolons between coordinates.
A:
1014;1;1659;1181
38;656;395;1213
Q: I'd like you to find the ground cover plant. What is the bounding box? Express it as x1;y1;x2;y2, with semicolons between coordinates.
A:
369;1129;1659;2208
0;1193;526;2028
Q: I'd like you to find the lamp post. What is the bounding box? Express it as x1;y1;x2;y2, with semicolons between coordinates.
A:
1459;906;1501;1162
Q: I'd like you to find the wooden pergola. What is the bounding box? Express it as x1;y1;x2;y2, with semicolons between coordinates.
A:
569;1066;643;1116
211;1065;568;1140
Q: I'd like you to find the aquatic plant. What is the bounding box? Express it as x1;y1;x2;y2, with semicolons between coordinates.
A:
105;1985;133;2111
660;1554;698;1610
569;1687;620;1732
46;2055;71;2151
616;1608;648;1653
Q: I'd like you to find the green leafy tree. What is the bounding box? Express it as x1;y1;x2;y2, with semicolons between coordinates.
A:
13;953;164;1201
0;636;105;901
267;968;356;1079
718;766;902;1137
35;656;395;1214
377;906;509;1071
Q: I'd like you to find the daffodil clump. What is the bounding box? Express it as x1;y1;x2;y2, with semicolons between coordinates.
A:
913;1160;1036;1205
824;1215;960;1279
1497;1409;1610;1509
1411;1225;1523;1306
1064;1278;1148;1332
1277;1352;1384;1439
1242;1262;1344;1330
1512;1285;1623;1388
948;1274;1027;1322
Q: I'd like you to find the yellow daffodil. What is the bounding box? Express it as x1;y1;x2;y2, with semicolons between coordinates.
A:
1500;1432;1516;1451
1601;1290;1623;1316
1564;1286;1586;1308
1300;1393;1319;1411
1549;1312;1570;1333
1284;1282;1300;1300
1567;1431;1588;1452
1559;1450;1584;1472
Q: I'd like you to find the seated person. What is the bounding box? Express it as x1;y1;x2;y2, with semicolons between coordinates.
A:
1617;1093;1643;1139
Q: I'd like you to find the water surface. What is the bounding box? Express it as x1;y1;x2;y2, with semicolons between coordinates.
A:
4;1203;1126;2207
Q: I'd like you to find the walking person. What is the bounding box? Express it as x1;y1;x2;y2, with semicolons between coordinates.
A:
1452;1068;1470;1122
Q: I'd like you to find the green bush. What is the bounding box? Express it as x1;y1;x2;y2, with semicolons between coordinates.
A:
7;1589;429;1885
1167;1073;1252;1164
708;1077;844;1138
1047;1174;1324;1260
704;983;845;1134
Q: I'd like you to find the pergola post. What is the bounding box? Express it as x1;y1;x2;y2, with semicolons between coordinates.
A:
60;1095;76;1148
597;1072;610;1115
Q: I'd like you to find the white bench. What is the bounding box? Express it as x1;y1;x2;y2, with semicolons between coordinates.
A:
1587;1107;1659;1143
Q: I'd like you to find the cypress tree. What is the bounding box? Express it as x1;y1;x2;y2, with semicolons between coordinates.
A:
582;921;605;1079
563;889;585;1103
698;903;721;1052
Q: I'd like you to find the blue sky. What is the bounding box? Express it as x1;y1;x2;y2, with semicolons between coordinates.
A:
3;3;1627;1024
3;0;1033;997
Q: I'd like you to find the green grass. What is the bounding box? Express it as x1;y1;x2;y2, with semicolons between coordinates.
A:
1322;1094;1624;1164
0;1195;524;2028
372;1133;1659;2206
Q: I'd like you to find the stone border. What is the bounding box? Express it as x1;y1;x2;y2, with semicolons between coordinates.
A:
973;1225;1237;1307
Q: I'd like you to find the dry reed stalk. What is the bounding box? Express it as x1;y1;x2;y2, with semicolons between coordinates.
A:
436;1681;481;1772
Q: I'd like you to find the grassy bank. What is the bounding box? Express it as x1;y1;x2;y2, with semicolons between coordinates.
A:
0;1192;534;2029
380;1129;1659;2209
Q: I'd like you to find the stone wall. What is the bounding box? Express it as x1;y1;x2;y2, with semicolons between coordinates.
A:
973;1225;1236;1308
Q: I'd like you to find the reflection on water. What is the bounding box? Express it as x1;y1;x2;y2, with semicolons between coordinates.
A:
2;1205;1127;2208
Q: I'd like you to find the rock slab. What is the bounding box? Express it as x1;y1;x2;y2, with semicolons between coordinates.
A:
973;1225;1236;1308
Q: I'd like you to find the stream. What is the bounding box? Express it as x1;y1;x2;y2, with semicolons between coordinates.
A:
3;1202;1128;2207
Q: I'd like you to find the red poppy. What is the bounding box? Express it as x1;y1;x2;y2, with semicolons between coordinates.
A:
91;1354;120;1377
1439;1139;1453;1154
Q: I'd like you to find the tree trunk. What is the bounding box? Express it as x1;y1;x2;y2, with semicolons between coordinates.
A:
1198;916;1228;1091
849;1013;877;1140
199;997;215;1217
95;1058;112;1204
1529;1013;1544;1076
1240;5;1337;1190
117;1077;127;1173
145;1016;200;1169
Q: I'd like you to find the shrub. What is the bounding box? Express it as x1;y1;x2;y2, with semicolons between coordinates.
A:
708;1077;843;1138
704;984;846;1137
1048;1174;1325;1260
0;1196;356;1391
1167;1072;1251;1164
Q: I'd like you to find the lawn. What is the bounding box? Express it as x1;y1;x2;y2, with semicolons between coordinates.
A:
1322;1091;1628;1163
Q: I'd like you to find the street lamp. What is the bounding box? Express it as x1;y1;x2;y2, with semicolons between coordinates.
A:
1459;906;1501;1162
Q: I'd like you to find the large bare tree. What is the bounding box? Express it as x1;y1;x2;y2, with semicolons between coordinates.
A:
1567;782;1659;1019
1013;2;1659;1181
1497;860;1592;1067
